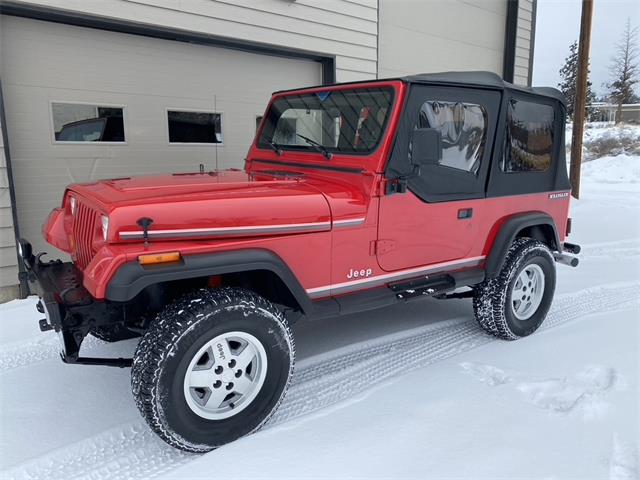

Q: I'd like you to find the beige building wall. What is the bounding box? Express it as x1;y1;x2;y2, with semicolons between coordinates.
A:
7;0;379;82
0;117;19;299
514;0;535;85
378;0;508;79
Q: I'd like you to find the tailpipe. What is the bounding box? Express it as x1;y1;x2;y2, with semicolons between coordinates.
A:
554;252;579;267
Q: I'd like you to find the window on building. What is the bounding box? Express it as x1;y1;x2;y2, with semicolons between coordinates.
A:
502;98;554;173
416;100;487;174
52;103;125;142
168;111;222;143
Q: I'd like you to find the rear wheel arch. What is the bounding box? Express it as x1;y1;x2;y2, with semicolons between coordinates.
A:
485;213;560;279
105;249;312;314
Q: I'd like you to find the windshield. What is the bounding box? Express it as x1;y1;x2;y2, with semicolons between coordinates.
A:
258;87;394;155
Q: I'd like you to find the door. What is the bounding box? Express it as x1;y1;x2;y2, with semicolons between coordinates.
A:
377;85;501;272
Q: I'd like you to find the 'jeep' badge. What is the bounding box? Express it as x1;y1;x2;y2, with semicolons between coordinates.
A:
347;268;373;279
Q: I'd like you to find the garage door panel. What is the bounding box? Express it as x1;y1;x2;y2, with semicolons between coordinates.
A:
1;16;321;254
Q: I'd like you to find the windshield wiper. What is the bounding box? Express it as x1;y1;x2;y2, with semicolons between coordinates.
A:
261;136;283;156
296;134;333;160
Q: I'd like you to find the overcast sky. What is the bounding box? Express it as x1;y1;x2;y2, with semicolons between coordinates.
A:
532;0;640;97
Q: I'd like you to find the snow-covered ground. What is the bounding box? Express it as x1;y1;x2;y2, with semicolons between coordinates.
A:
1;139;638;479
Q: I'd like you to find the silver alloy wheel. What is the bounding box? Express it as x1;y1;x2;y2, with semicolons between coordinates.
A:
511;263;546;320
183;331;268;420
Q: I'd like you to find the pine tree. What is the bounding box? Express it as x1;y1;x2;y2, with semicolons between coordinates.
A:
607;18;639;123
558;41;595;120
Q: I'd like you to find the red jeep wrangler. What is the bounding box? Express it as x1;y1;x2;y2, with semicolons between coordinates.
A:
19;71;580;452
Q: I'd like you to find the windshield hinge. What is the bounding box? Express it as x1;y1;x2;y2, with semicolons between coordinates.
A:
385;177;409;195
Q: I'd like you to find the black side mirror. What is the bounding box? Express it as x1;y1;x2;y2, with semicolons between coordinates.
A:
411;128;443;166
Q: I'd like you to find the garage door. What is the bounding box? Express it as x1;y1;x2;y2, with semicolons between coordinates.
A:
1;16;321;254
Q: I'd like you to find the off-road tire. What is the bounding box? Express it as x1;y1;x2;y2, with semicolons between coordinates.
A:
473;237;556;340
90;324;139;342
131;287;294;452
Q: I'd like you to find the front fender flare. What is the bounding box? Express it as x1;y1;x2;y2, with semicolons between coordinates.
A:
105;249;312;313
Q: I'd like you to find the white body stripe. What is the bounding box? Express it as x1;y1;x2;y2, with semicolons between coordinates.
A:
119;221;331;239
306;255;486;298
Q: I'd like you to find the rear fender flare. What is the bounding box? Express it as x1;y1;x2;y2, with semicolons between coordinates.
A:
485;213;560;279
105;249;312;313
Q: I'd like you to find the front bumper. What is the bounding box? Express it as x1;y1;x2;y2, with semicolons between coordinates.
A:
18;239;131;367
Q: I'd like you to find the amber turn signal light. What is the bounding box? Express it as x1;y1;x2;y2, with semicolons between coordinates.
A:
138;251;181;265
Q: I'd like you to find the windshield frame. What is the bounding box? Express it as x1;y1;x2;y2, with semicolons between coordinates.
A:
256;85;397;158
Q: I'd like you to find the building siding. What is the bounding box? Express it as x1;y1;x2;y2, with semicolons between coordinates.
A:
0;117;18;289
377;0;508;78
11;0;379;82
514;0;535;85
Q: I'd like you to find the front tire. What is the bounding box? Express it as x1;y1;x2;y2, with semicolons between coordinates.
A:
473;237;556;340
131;287;294;452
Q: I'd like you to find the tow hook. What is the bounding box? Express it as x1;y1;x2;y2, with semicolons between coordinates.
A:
38;319;53;332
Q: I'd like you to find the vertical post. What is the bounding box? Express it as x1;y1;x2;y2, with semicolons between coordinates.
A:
570;0;594;199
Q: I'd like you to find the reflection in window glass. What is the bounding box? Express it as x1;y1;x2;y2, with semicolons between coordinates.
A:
417;101;487;174
256;115;263;132
168;111;222;143
53;103;125;142
502;98;554;172
259;88;393;154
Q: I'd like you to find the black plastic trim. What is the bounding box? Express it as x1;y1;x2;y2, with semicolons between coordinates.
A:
106;249;313;313
485;213;560;278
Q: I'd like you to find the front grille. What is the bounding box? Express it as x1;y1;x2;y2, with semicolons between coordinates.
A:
72;200;98;270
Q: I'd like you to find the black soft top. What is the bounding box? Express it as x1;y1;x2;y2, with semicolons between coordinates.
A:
401;71;565;105
275;71;565;106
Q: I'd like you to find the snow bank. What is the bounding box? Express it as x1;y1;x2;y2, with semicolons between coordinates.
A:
581;154;640;184
566;123;640;161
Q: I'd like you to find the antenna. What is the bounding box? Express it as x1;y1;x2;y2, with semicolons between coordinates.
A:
214;93;219;172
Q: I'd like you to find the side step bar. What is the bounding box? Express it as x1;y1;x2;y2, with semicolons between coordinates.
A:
389;268;485;300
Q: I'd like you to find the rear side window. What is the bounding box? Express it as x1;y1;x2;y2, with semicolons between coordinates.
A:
417;100;487;174
502;98;554;173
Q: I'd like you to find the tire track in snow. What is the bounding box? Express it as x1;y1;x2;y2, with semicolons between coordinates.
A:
3;282;639;480
0;335;107;372
579;239;640;260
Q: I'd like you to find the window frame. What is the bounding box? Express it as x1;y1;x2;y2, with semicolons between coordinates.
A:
50;100;128;145
257;86;396;157
165;107;224;146
386;85;501;203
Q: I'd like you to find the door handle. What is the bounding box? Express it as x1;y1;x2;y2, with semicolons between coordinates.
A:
457;208;473;219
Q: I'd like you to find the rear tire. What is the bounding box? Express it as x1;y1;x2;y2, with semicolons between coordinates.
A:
473;237;556;340
131;287;294;452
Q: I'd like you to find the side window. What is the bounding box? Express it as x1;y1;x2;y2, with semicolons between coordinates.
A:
502;98;554;172
52;103;125;142
168;110;222;144
417;100;487;174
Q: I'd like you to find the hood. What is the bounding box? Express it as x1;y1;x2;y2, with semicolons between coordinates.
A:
67;169;333;242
